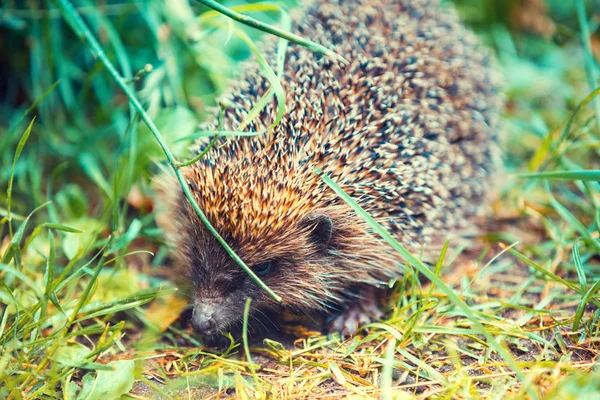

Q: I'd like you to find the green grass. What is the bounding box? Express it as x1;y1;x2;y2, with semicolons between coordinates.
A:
1;0;600;398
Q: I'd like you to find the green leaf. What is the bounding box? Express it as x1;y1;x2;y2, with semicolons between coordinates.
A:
108;218;142;253
65;375;82;400
61;218;105;261
77;360;135;400
51;342;112;371
22;222;84;257
546;372;600;400
53;342;90;363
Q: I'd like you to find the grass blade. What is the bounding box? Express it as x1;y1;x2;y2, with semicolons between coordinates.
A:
380;337;396;400
519;170;600;181
572;239;587;290
42;230;56;319
573;279;600;332
315;168;537;399
52;0;281;302
545;181;600;251
6;118;35;240
242;297;260;391
202;20;286;134
508;248;582;294
195;0;346;64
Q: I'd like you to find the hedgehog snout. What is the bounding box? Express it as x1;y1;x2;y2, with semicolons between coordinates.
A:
191;299;221;336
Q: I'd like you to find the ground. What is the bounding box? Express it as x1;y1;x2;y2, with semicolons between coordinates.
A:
0;0;599;399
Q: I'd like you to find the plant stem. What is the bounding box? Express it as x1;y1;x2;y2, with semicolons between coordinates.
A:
52;0;281;303
242;297;261;389
175;106;225;168
316;168;539;400
195;0;347;64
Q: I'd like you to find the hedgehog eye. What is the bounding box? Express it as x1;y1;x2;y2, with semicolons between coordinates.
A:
253;261;272;277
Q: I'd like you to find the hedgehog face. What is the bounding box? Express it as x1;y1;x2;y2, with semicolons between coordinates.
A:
186;212;338;336
155;167;402;337
154;167;355;336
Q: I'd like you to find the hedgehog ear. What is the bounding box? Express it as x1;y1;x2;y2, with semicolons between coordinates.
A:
300;213;333;249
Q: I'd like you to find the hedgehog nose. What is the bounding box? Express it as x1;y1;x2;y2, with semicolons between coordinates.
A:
191;303;218;336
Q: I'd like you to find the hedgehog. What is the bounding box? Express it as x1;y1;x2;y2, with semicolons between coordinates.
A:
154;0;502;337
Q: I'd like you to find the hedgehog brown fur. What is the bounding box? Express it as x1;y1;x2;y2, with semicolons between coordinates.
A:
154;0;502;336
